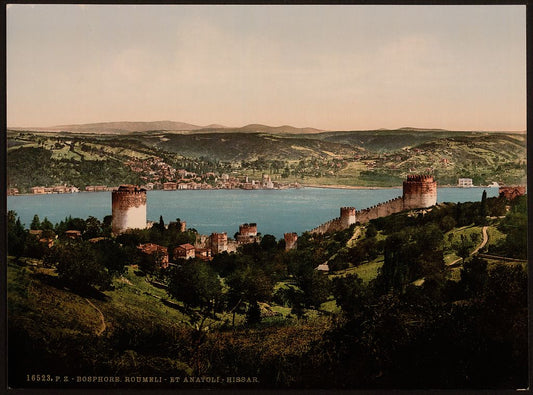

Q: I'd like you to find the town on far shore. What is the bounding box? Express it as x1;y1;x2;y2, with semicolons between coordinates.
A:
7;171;301;196
6;176;506;197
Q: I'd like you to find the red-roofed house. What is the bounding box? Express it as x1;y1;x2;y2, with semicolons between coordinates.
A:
173;243;195;260
138;243;169;269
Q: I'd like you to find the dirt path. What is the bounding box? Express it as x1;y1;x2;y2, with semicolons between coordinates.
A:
446;226;488;267
471;226;489;255
346;227;362;247
85;298;106;336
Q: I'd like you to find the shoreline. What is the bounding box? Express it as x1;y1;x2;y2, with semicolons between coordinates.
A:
301;184;401;190
8;185;499;197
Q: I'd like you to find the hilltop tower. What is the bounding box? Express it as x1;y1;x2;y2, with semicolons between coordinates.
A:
210;232;228;254
340;207;356;228
402;175;437;210
284;233;298;251
112;185;147;234
236;223;260;244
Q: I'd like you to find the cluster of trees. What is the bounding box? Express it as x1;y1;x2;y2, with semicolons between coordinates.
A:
303;254;527;388
490;195;527;259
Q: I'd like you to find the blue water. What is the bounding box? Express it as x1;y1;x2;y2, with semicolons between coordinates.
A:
7;187;498;239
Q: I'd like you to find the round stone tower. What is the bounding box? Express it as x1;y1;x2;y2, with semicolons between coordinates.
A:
402;175;437;210
112;185;147;234
340;207;356;228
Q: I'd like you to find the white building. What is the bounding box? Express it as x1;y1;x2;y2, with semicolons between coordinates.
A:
458;178;473;188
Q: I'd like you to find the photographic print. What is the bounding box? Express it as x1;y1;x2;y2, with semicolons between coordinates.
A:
5;4;528;391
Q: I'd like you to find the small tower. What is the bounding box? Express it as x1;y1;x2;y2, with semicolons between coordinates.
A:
402;175;437;210
284;233;298;251
340;207;356;228
112;185;147;234
210;232;228;254
236;223;259;244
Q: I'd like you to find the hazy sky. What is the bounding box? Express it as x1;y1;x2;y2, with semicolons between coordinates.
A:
7;4;526;131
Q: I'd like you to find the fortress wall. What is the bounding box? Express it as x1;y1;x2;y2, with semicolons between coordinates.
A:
355;196;404;224
308;175;437;235
309;217;344;235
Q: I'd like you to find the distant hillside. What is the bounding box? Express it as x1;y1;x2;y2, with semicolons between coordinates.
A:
146;132;356;161
7;128;526;190
308;129;517;152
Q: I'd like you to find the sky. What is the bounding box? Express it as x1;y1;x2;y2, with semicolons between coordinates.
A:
7;4;526;131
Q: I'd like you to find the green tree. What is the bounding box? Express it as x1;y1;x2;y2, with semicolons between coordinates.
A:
83;216;102;240
30;214;41;230
260;234;278;252
93;239;128;277
332;273;367;317
479;190;488;224
46;240;111;293
167;261;222;314
226;264;273;326
440;215;456;233
7;211;26;258
378;232;411;294
459;256;488;298
454;234;473;265
365;223;377;238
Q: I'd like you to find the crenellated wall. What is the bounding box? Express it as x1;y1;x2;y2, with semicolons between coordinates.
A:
355;196;404;224
402;175;437;209
310;175;438;235
309;217;344;235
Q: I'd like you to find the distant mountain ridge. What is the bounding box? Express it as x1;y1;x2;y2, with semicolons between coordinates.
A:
8;120;524;135
9;121;325;135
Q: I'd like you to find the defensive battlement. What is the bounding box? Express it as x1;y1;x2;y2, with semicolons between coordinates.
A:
111;185;147;234
113;184;146;194
239;223;258;236
284;233;298;242
309;175;437;235
355;196;403;215
405;174;434;182
341;206;356;212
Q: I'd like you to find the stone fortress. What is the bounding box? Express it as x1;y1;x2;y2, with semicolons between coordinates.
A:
110;175;442;248
310;175;437;235
110;175;526;255
111;185;147;234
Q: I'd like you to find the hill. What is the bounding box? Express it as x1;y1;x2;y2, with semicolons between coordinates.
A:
6;128;526;190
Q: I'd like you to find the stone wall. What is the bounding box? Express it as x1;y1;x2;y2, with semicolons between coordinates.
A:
309;175;438;235
402;175;437;210
355;196;404;224
309;217;345;235
112;185;147;234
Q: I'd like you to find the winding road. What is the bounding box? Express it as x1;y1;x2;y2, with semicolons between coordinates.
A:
446;226;488;267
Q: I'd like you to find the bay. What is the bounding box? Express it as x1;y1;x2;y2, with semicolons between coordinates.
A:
7;187;498;239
